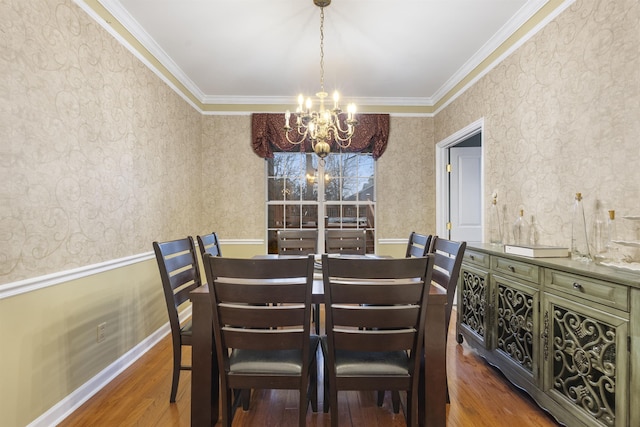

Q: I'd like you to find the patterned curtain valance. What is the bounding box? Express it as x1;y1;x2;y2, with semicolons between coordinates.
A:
251;113;390;160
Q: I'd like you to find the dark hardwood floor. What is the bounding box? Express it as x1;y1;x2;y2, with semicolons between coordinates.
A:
59;309;559;426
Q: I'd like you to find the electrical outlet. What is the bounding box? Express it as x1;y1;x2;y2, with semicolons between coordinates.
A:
97;322;106;343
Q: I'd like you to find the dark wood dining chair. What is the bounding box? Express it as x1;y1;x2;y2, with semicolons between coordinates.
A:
277;229;318;255
325;229;366;254
152;237;202;403
321;254;435;426
424;236;466;406
405;232;432;258
379;231;433;411
196;232;222;258
202;255;319;427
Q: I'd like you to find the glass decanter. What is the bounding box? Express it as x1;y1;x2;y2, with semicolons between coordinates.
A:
570;192;591;262
512;209;528;245
488;195;503;245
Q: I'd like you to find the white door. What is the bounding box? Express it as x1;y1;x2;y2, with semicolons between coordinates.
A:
449;146;482;243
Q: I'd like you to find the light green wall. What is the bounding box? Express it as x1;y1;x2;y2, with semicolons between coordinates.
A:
0;259;164;427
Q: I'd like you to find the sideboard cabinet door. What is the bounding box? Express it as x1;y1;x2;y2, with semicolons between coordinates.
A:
541;292;629;427
493;273;539;382
458;263;492;349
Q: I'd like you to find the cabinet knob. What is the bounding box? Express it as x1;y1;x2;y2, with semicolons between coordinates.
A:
572;282;583;291
508;265;516;273
470;255;475;260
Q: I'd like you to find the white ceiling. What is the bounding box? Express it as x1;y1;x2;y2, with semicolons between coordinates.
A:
96;0;547;108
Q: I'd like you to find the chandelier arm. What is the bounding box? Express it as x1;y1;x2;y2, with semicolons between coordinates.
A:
329;130;354;146
333;116;355;134
285;128;309;145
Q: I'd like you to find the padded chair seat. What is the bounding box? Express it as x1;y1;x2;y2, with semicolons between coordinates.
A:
230;335;319;375
180;319;192;337
321;337;409;376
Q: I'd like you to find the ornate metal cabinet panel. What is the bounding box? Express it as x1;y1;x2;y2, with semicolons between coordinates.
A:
493;274;539;380
542;292;629;427
458;263;491;349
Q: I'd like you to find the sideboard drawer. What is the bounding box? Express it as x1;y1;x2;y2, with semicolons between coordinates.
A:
492;256;540;284
464;249;490;269
544;269;629;311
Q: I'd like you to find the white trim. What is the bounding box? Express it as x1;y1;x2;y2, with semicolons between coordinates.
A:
431;0;548;104
27;309;190;427
435;118;485;239
74;0;574;115
434;0;575;115
0;252;154;300
378;238;409;245
72;0;201;112
220;239;264;245
1;240;266;300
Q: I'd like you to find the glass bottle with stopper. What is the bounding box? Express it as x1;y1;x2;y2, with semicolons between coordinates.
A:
488;192;503;245
570;192;592;262
512;209;528;245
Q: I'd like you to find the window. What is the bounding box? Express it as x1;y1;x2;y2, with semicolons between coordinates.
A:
267;152;375;253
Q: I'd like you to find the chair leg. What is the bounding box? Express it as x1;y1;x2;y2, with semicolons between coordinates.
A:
446;376;450;404
323;361;330;413
310;358;318;413
376;390;384;406
391;391;400;413
313;303;320;335
241;389;251;410
170;342;181;403
222;387;234;427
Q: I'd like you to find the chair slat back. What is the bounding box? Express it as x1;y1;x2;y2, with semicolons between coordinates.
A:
153;237;202;329
430;237;466;330
197;232;222;258
405;232;432;258
277;229;318;255
325;229;366;255
203;255;314;353
322;254;434;356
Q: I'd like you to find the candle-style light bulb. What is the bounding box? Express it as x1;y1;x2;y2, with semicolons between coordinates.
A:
285;110;291;127
333;91;340;108
347;103;356;120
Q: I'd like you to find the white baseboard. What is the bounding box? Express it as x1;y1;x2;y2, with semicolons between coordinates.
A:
27;308;191;427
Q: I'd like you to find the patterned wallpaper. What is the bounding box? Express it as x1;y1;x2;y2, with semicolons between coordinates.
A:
3;0;639;285
377;116;436;239
201;115;265;239
436;0;640;248
1;0;204;283
199;114;435;242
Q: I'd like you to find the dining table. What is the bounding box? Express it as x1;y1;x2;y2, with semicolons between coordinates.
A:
189;256;448;427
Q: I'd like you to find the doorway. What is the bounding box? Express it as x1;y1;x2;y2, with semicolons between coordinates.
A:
435;119;484;243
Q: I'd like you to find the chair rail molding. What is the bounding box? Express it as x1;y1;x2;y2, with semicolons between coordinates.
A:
0;252;155;300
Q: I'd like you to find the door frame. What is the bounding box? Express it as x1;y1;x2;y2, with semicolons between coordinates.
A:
435;118;485;240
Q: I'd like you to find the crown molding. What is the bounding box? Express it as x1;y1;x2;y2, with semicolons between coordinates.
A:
431;0;549;103
77;0;573;115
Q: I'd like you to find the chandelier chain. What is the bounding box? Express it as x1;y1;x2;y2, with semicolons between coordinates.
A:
283;0;357;160
319;7;325;93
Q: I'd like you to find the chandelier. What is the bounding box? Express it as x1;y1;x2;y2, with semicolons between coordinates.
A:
284;0;358;159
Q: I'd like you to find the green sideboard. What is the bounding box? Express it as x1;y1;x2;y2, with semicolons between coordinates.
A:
456;243;640;427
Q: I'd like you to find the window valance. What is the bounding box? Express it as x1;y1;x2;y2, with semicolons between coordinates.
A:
251;113;389;160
